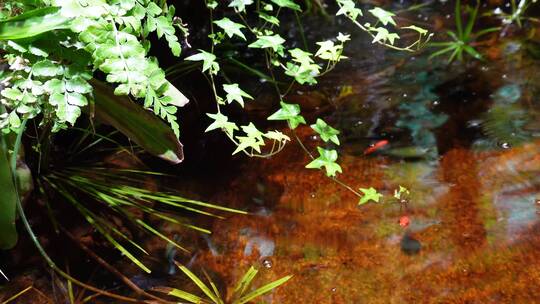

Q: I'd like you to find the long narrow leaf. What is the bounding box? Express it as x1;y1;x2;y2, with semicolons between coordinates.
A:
176;263;221;304
0;135;18;249
235;275;293;304
234;266;258;296
153;287;206;303
0;7;72;40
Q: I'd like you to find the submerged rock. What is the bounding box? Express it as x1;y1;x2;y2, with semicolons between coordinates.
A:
401;233;422;255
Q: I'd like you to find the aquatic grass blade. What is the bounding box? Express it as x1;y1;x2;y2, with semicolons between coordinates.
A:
175;263;221;304
135;219;188;253
234;266;258;296
235;275;293;304
153;287;206;303
464;1;480;39
455;0;463;39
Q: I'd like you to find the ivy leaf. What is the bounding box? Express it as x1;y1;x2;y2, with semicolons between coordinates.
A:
358;187;383;205
264;130;290;143
369;7;396;26
205;112;238;136
371;27;399;45
259;13;279;26
267;101;306;129
270;0;301;11
248;34;285;55
223;83;253;107
305;147;342;177
228;0;254;12
310;118;340;145
233;123;265;155
401;25;428;35
185;50;219;74
336;0;362;20
315;40;343;61
214;17;246;40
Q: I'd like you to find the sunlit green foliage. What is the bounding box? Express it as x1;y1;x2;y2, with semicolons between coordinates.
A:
429;0;499;62
0;0;189;136
155;263;292;304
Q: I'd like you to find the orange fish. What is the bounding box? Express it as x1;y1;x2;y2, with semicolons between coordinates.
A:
363;140;389;155
398;215;410;228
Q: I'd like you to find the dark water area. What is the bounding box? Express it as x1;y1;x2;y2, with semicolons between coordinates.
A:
2;1;540;303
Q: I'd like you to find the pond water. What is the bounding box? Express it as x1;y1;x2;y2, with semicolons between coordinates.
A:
3;2;540;303
164;4;540;303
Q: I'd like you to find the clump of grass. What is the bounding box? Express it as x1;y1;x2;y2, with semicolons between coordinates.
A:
154;263;292;304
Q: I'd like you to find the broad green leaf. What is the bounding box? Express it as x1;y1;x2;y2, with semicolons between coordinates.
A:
0;7;72;40
91;80;184;164
369;7;396;26
358;187;383;205
0;135;18;249
310;118;340;145
305;147;342;177
267;102;306;129
270;0;301;11
223;83;253;107
214;17;246;40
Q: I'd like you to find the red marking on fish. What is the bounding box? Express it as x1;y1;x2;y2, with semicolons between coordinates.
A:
398;216;410;228
363;140;389;155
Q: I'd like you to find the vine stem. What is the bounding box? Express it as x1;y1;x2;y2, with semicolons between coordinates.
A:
9;120;142;303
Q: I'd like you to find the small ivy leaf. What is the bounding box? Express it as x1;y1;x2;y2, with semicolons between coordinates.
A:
233;123;265;155
205;112;238;136
248;34;285;55
185;50;219;74
270;0;301;11
401;25;428;35
310;118;340;145
223;83;253;107
214;17;246;40
372;27;399;45
228;0;254;12
336;0;362;19
259;13;280;26
241;123;265;142
315;40;343;61
264;130;290;143
305;147;342;177
369;7;396;26
358;187;383;205
267;101;306;129
336;32;351;42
